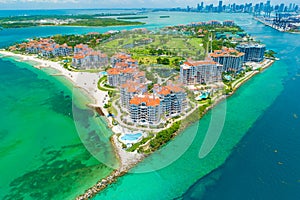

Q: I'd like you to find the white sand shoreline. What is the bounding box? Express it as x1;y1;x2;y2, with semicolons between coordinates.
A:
0;50;108;108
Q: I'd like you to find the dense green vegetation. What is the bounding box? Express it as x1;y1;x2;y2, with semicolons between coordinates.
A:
52;33;113;48
126;121;181;153
0;14;144;28
98;32;205;61
149;121;181;151
127;136;153;152
65;18;144;27
97;76;117;92
264;50;277;58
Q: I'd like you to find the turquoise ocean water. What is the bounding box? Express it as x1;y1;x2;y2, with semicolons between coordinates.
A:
0;11;299;199
0;57;118;199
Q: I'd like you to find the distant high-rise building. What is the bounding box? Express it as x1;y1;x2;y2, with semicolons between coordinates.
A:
218;1;223;12
289;3;292;11
279;3;285;12
187;6;190;12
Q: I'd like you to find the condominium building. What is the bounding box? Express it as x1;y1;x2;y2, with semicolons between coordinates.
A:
107;68;145;87
72;44;108;69
236;43;266;62
25;39;72;58
180;59;223;85
111;53;138;69
74;44;89;54
153;82;188;117
120;80;187;125
210;48;245;72
129;94;161;125
120;81;148;109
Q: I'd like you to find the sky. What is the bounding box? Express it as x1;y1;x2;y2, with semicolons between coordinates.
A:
0;0;298;10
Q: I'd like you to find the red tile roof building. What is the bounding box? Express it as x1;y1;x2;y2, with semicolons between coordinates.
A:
107;64;145;87
153;81;187;116
111;53;138;69
210;47;245;72
120;80;148;109
72;44;108;69
180;58;223;85
121;80;187;125
25;39;72;58
129;94;161;125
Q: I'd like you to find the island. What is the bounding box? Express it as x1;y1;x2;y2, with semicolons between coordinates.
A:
0;14;145;29
1;19;275;200
117;16;148;19
160;15;170;18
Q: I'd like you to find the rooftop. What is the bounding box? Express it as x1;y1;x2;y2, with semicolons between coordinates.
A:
130;95;160;107
210;47;245;58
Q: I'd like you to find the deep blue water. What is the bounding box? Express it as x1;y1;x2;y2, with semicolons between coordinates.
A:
182;22;300;200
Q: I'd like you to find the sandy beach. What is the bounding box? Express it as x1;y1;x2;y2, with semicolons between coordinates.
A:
0;50;110;110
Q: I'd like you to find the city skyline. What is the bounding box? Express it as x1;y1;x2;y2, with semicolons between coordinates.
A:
0;0;299;10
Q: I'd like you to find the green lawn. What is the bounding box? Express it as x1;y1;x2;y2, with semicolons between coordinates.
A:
98;33;205;60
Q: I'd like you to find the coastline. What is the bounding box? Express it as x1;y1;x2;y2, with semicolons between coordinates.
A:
0;50;108;110
253;16;300;34
1;23;145;30
0;50;275;200
74;58;275;199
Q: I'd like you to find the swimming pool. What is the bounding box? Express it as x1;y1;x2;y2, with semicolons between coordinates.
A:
196;92;210;100
224;75;232;81
121;133;142;141
100;71;108;76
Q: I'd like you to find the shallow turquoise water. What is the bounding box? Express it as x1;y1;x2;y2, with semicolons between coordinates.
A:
0;57;117;199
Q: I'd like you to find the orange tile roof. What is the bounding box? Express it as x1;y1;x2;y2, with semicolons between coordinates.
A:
134;71;145;78
130;95;160;107
166;85;184;93
73;54;85;59
157;84;184;96
122;68;136;74
115;62;129;68
158;87;171;96
210;48;244;58
75;44;84;49
107;68;120;75
114;53;130;60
